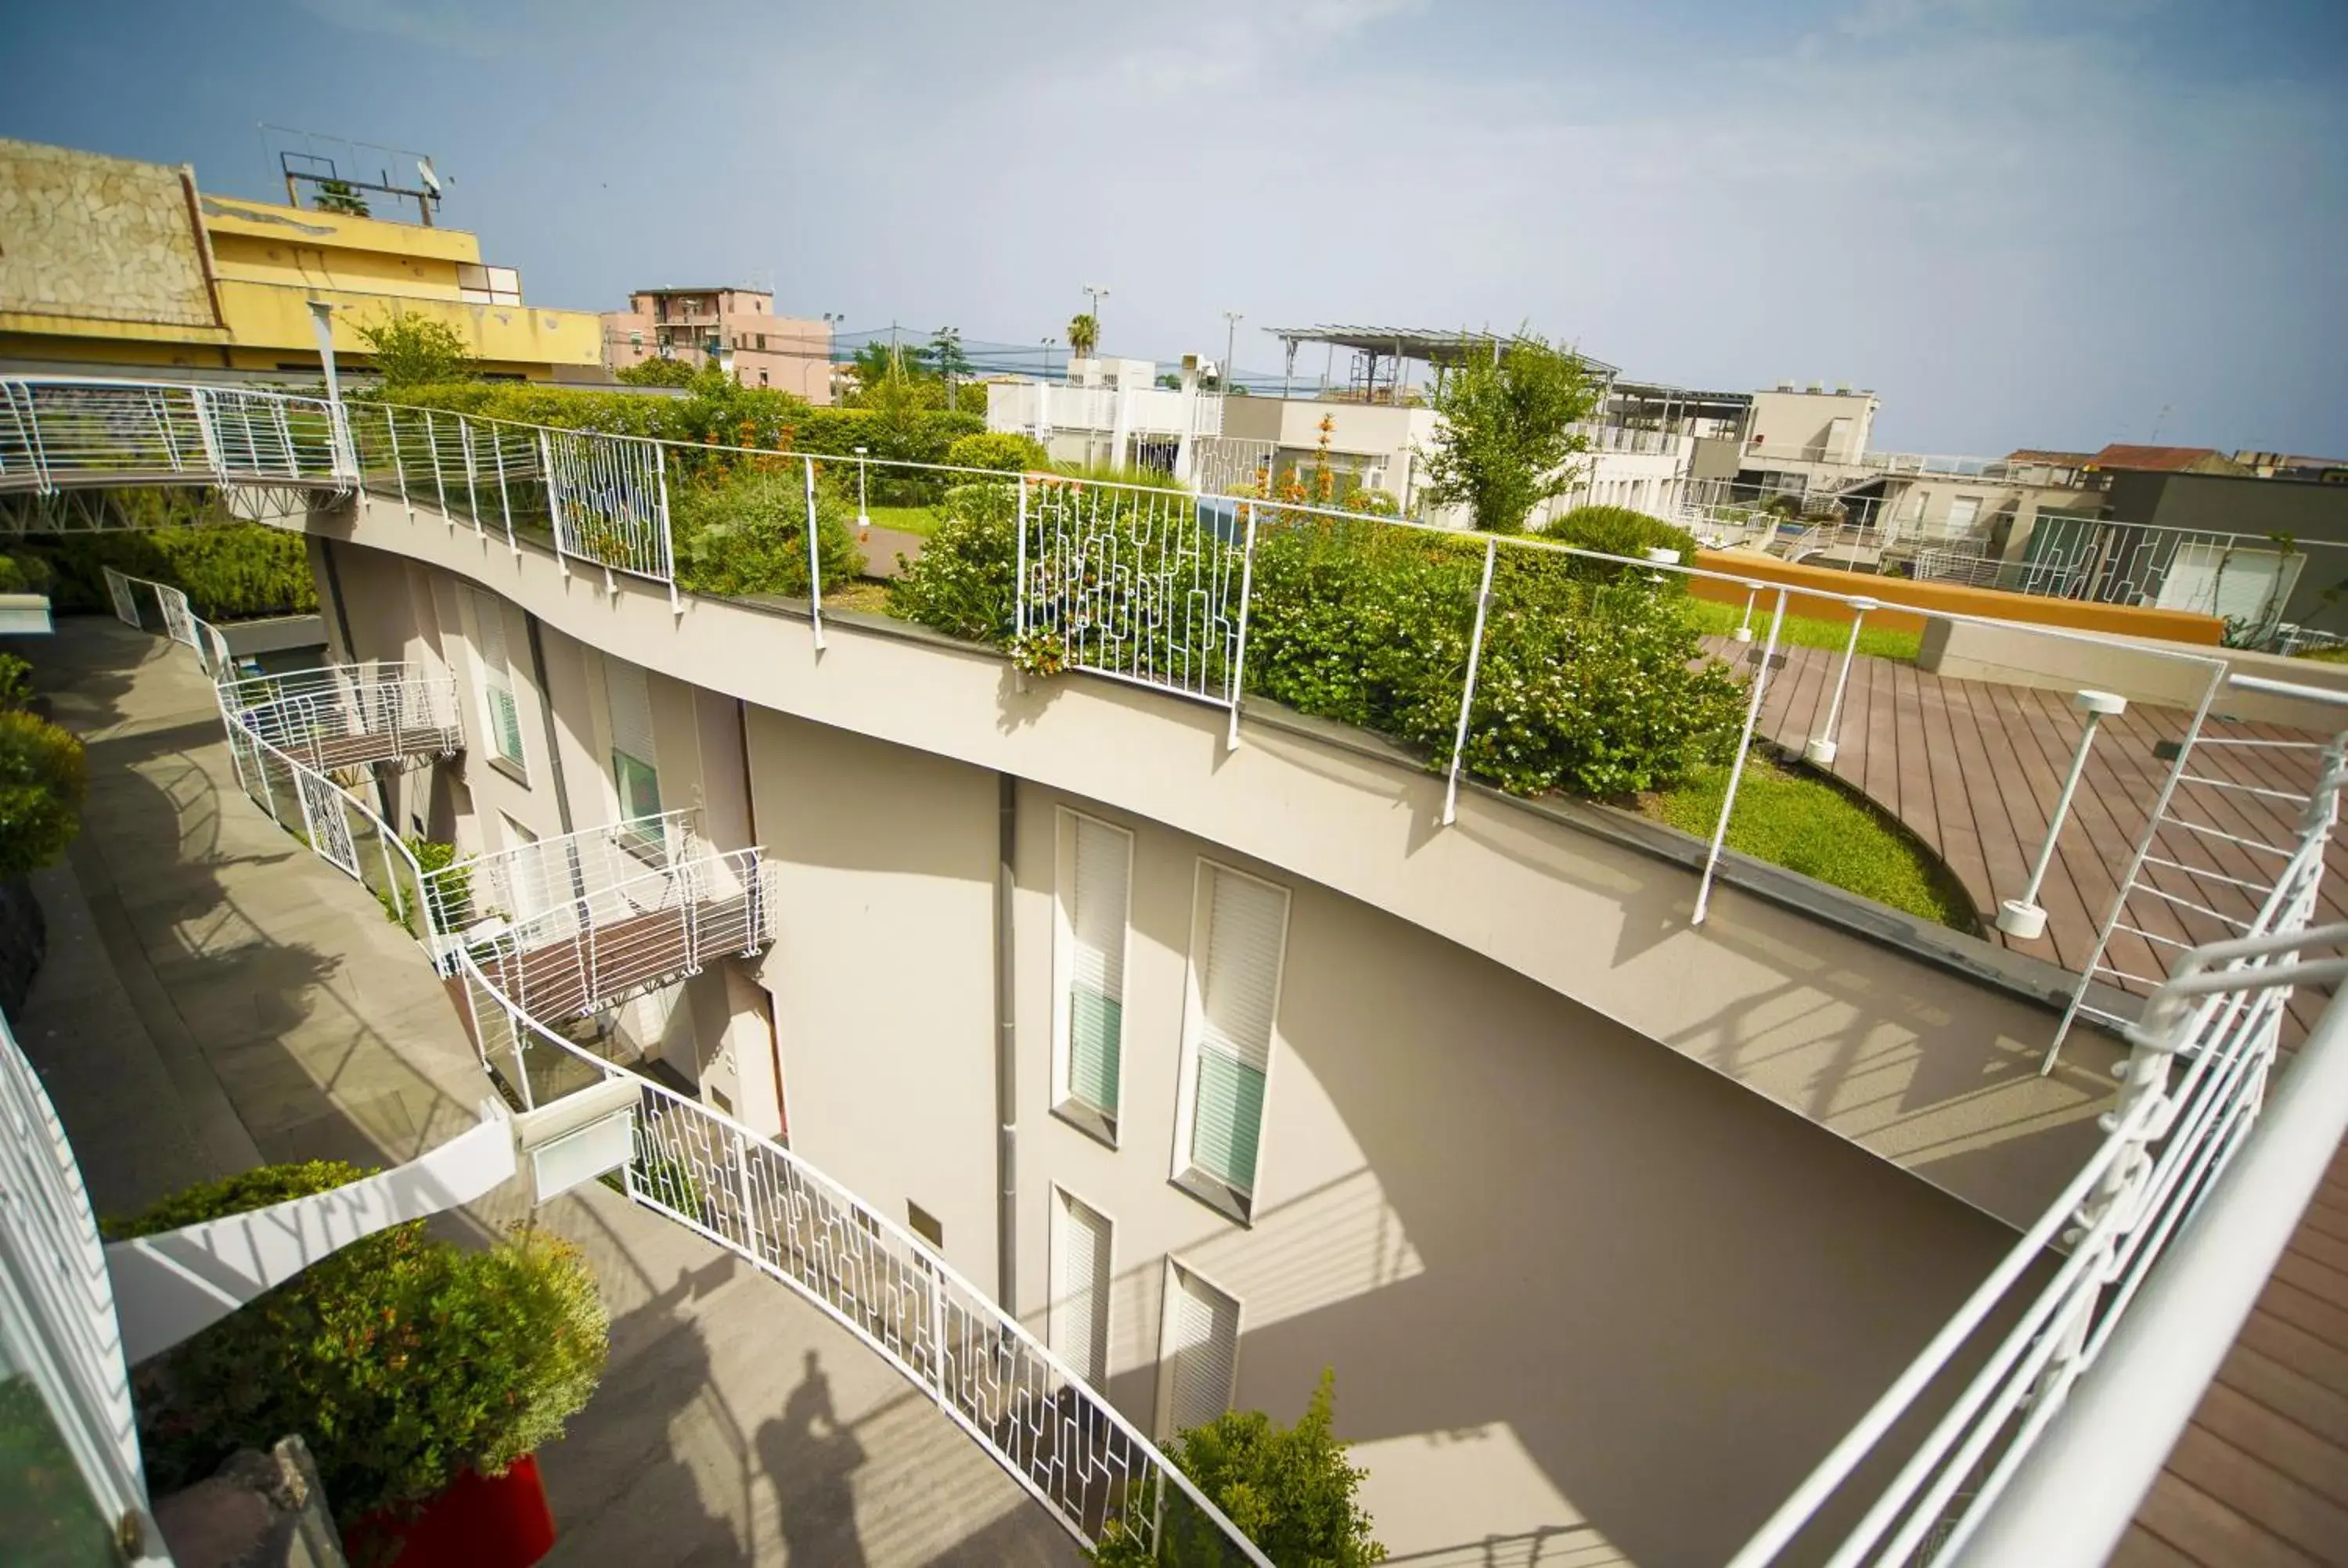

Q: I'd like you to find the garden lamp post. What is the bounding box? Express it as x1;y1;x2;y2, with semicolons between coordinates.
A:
1997;689;2130;941
1803;598;1878;767
854;446;870;537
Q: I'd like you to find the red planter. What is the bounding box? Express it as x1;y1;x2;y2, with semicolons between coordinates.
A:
346;1453;556;1568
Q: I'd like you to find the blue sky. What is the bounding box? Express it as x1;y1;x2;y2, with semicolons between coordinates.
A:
5;0;2343;456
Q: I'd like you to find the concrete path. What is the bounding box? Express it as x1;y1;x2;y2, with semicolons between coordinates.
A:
25;617;1073;1568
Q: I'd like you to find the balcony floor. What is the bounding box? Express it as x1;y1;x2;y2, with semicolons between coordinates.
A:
26;617;1073;1566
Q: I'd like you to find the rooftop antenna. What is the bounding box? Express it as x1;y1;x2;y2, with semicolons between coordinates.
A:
257;124;443;226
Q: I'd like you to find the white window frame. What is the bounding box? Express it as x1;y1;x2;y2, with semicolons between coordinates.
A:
603;657;663;831
470;589;528;777
1048;1185;1116;1388
1169;858;1290;1224
1153;1257;1244;1441
1053;808;1133;1145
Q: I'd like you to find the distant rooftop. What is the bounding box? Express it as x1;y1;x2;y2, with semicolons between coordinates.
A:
2088;444;2247;474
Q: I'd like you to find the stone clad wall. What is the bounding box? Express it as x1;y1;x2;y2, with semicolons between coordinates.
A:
0;138;221;328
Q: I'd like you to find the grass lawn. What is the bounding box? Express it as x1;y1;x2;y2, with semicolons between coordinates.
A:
859;503;942;538
1684;595;1921;664
1644;752;1974;930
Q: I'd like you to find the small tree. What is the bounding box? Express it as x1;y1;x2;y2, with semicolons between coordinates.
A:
1068;312;1100;361
311;178;371;218
1093;1369;1385;1566
617;355;701;387
1419;333;1597;533
0;707;86;879
354;311;474;387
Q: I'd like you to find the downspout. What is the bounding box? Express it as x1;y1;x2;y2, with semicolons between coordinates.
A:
522;612;574;836
995;771;1018;1314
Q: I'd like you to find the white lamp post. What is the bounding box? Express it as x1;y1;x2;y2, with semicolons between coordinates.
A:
1997;689;2130;940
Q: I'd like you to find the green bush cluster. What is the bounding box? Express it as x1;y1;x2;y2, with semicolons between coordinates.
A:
1547;505;1700;570
1093;1369;1383;1566
31;524;316;620
672;462;866;599
0;673;85;878
891;500;1745;800
944;431;1048;473
108;1163;609;1529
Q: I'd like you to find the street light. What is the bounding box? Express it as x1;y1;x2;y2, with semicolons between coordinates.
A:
1041;336;1058;378
1082;284;1110;351
1221;310;1243;392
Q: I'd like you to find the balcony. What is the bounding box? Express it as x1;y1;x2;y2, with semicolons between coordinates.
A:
428;811;780;1040
987;379;1224;440
218;662;462;772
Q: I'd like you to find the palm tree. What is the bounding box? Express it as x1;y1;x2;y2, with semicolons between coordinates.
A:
1067;313;1099;361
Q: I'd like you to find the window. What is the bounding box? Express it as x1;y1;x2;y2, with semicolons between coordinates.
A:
755;333;768;351
1157;1261;1240;1437
472;591;527;774
1055;811;1131;1140
1173;863;1287;1218
1052;1189;1112;1386
758;370;769;387
604;658;662;824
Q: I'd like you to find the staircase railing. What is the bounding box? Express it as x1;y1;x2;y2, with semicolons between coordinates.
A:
217;662;463;771
0;377;352;494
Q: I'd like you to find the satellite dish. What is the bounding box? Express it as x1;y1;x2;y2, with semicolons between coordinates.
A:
416;157;441;196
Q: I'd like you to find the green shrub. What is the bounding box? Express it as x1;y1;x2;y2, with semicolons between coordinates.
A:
0;709;86;877
1548;505;1700;574
1244;517;1746;797
0;654;31;710
886;480;1021;642
1050;459;1190;491
30;525;315;620
673;463;866;599
0;553;53;595
945;431;1048;473
614;356;704;387
1093;1369;1384;1566
603;1149;706;1224
408;836;474;931
109;1163;610;1529
352;311;474;387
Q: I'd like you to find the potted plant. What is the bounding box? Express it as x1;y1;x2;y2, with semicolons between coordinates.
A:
110;1161;610;1567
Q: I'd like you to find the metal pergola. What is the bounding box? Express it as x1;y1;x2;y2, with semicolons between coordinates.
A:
1263;325;1620;403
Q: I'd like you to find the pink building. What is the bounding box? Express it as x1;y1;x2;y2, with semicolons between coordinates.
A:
601;286;833;403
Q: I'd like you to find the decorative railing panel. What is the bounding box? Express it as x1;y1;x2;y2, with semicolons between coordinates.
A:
218;662;463;773
0;378;350;494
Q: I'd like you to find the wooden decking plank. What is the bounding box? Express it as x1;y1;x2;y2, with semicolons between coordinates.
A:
2108;1522;2204;1568
2219;1343;2348;1452
2263;1277;2348;1357
1972;678;2104;959
2240;1310;2348;1401
1860;651;1904;822
2132;1469;2325;1568
2194;1381;2348;1511
1943;674;2049;939
2164;1423;2348;1564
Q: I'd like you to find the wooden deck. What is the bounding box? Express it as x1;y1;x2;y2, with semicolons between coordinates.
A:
476;893;757;1024
1693;638;2348;1566
1703;636;2348;1014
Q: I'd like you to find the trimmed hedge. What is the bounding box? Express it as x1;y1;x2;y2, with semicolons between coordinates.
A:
673;462;866;599
891;500;1745;799
31;525;315;620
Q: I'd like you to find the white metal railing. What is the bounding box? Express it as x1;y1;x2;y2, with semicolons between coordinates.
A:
422;811;779;1034
218;662;463;772
456;947;1273;1565
0;1008;164;1559
2009;513;2345;635
113;599;1269;1565
0;376;351;495
1729;750;2345;1567
1568;422;1689;458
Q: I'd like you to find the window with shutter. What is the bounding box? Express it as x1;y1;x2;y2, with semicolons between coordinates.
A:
472;591;527;771
604;659;662;824
1053;1189;1112;1386
1160;1262;1240;1437
1057;812;1129;1131
1180;864;1285;1205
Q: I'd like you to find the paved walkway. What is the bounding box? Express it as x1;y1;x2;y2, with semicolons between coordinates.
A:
24;617;1071;1568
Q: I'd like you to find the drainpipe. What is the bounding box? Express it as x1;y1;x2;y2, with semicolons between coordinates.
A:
994;771;1018;1314
523;612;574;836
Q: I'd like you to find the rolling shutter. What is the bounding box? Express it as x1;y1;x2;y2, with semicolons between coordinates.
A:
1188;867;1284;1194
474;592;525;767
1164;1264;1239;1436
604;659;662;821
1066;817;1128;1116
1056;1192;1112;1386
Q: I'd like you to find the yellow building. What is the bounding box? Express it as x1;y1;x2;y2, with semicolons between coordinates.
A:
0;138;603;381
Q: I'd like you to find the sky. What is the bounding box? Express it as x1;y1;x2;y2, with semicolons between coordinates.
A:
4;0;2343;457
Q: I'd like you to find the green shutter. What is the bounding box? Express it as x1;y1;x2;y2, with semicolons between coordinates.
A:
1068;984;1123;1112
1190;1048;1265;1192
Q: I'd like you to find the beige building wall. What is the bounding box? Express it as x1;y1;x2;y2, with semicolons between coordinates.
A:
740;707;1003;1284
1747;388;1878;464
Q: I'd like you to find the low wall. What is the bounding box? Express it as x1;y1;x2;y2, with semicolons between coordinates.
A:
1918;619;2348;732
1689;550;2227;643
221;613;326;656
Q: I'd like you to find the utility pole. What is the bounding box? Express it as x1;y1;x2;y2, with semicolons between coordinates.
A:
1082;284;1110;354
1221;311;1242;393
